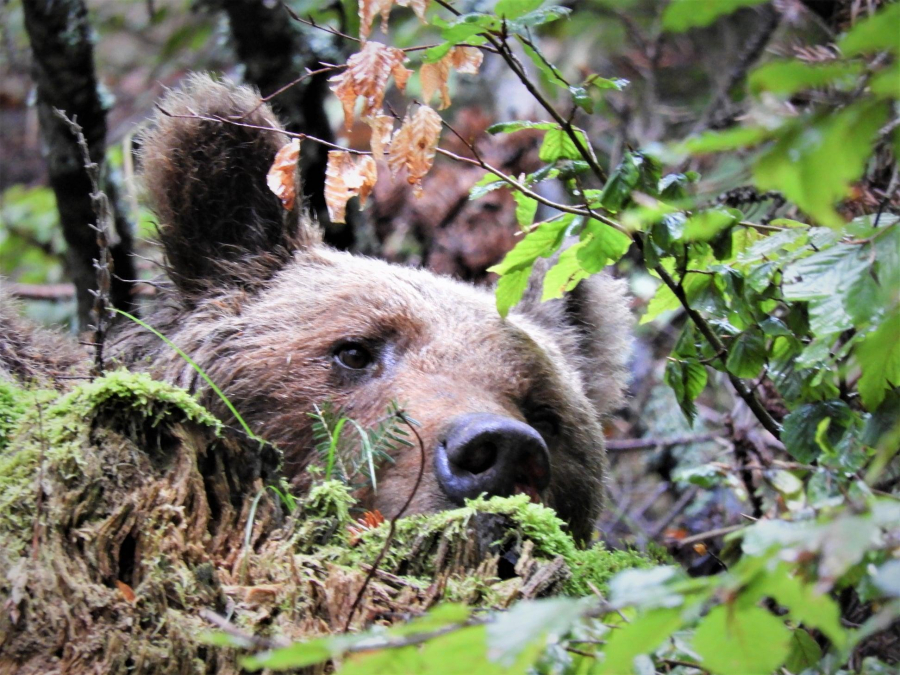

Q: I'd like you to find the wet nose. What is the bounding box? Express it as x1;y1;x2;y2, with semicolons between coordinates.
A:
434;413;551;504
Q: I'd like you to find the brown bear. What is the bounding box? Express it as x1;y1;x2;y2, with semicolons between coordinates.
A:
101;75;631;543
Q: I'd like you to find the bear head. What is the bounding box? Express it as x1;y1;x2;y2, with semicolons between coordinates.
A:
119;75;632;543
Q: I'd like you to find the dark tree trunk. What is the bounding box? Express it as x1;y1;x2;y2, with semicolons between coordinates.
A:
21;0;138;331
215;0;358;250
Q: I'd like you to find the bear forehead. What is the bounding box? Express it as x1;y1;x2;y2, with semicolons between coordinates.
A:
229;248;581;393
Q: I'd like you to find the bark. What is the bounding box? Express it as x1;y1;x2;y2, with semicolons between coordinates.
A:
21;0;138;330
213;0;358;250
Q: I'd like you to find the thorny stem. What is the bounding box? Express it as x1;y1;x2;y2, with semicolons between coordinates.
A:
342;411;426;632
54;109;113;375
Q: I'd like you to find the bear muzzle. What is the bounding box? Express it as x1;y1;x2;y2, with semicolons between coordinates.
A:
434;413;551;505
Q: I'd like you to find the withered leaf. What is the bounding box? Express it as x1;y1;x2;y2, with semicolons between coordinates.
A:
366;114;394;161
420;59;451;110
388;105;442;196
447;46;483;75
115;580;137;603
266;138;302;211
359;0;395;41
325;151;379;223
330;42;411;129
396;0;430;23
419;46;483;110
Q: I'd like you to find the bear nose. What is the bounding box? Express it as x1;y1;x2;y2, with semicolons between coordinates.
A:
434;413;551;504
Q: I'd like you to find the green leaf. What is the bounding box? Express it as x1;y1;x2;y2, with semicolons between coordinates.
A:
494;266;532;319
692;605;791;675
388;603;470;637
665;357;708;425
517;35;567;87
487;598;588;666
439;13;500;43
584;74;629;91
642;273;711;324
242;633;365;670
513;191;538;228
490;216;574;316
495;0;543;21
751;563;845;648
490;216;572;276
596;608;685;675
597;152;660;212
569;86;593;113
871;62;900;98
423;42;454;63
753;101;889;228
839;2;900;56
683;207;740;242
469;173;505;200
781;400;854;463
726;328;766;379
577;218;632;272
538;128;584;162
857;309;900;411
608;566;684;609
542;243;590;301
749;60;863;96
784;629;823;674
487;120;560;134
510;6;571;29
681;126;772;154
663;0;769;32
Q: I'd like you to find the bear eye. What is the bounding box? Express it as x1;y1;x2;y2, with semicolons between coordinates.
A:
334;342;374;370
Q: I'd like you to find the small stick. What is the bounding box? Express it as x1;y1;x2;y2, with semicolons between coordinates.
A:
342;410;425;631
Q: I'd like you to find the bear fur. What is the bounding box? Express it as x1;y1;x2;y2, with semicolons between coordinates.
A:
12;74;633;543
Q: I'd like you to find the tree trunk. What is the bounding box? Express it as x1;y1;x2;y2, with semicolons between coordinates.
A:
21;0;137;331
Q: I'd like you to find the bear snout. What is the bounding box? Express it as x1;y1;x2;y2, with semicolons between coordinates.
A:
434;413;551;505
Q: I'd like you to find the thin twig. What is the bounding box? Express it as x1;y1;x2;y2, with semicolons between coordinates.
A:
53;109;114;375
605;433;718;452
343;411;426;631
677;525;745;547
31;400;47;561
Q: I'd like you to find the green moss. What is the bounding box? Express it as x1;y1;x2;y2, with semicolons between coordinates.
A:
337;491;654;597
0;369;221;556
0;379;29;452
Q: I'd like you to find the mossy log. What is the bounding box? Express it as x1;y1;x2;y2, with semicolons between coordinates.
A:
0;372;648;674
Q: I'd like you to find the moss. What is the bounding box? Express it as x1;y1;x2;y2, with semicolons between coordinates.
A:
0;369;221;556
0;379;31;452
339;491;655;596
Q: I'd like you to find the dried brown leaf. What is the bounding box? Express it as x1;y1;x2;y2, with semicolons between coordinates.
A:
115;580;136;603
266;138;301;211
359;0;395;40
325;151;379;223
329;42;409;128
420;60;451;110
396;0;429;22
366;114;394;161
447;46;483;75
388;105;442;196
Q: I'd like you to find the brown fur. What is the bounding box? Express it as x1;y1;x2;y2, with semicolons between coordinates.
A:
115;75;632;541
0;290;86;385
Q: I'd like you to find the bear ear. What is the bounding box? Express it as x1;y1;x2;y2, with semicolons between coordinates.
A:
517;265;633;420
139;74;320;297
